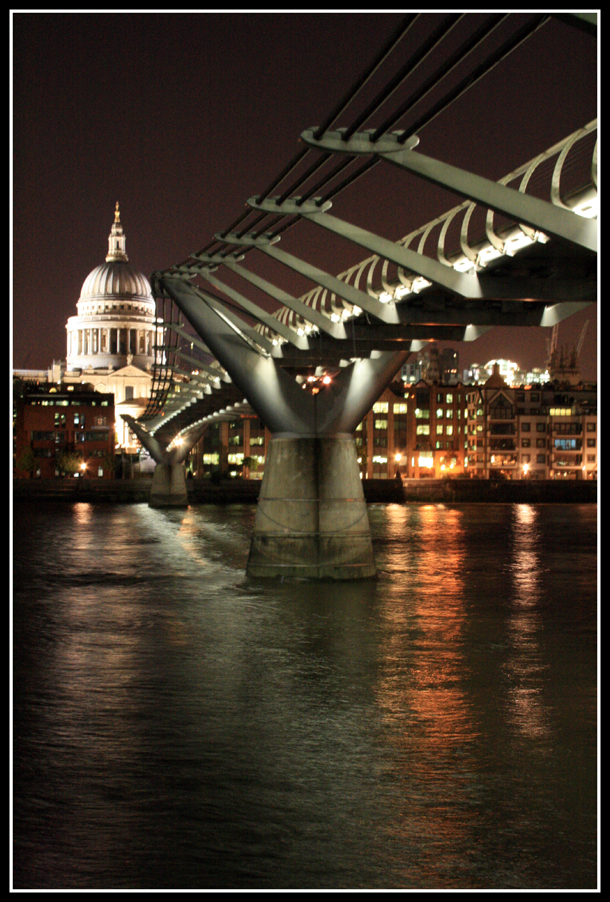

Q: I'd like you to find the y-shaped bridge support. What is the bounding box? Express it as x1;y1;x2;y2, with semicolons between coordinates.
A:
157;274;409;579
123;415;207;508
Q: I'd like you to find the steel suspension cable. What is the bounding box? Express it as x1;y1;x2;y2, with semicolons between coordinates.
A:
369;13;508;142
311;13;419;140
396;13;550;144
340;13;464;143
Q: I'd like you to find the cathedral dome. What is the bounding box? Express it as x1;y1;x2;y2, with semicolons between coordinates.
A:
79;260;154;304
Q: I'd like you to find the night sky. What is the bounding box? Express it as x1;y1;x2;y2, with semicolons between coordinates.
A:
12;12;598;379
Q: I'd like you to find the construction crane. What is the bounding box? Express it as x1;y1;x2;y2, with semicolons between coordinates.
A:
576;320;589;357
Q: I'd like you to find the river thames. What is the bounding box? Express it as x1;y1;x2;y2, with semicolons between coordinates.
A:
12;500;598;889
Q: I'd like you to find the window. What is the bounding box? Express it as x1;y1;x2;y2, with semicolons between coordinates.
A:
372;402;388;414
521;422;531;432
490;406;514;419
393;403;407;415
84;432;108;442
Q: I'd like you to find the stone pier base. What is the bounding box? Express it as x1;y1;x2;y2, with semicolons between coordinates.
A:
149;463;189;508
247;434;376;580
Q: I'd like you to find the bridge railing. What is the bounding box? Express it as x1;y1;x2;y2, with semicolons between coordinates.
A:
265;119;597;341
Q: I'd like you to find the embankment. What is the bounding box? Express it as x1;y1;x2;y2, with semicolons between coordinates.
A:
13;477;597;505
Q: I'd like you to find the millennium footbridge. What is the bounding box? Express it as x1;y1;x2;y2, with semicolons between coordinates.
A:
124;12;597;579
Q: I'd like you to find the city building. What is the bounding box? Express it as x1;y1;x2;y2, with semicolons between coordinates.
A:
14;382;115;479
465;365;597;480
462;359;551;386
404;380;469;478
401;344;459;384
190;415;269;479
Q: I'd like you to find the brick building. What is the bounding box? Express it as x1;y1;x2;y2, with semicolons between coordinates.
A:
14;383;116;479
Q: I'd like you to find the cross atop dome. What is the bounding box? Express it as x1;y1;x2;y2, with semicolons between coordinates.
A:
106;201;129;262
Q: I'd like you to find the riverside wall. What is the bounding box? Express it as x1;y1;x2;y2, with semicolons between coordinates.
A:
13;477;597;505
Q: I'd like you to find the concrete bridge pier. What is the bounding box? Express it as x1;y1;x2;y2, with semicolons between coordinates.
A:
149;461;189;508
247;433;375;580
123;415;207;508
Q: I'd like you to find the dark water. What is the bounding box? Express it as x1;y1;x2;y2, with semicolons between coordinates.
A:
12;501;598;890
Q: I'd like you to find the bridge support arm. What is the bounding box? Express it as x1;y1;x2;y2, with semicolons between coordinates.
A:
123;416;169;465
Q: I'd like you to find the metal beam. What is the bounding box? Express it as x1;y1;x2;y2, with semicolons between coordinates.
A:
220;228;401;324
217;252;348;339
187;265;309;351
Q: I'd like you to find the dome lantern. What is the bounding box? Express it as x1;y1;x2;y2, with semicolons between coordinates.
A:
106;201;128;262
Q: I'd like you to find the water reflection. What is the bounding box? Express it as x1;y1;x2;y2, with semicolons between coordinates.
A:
373;505;484;886
505;505;551;743
13;502;597;889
